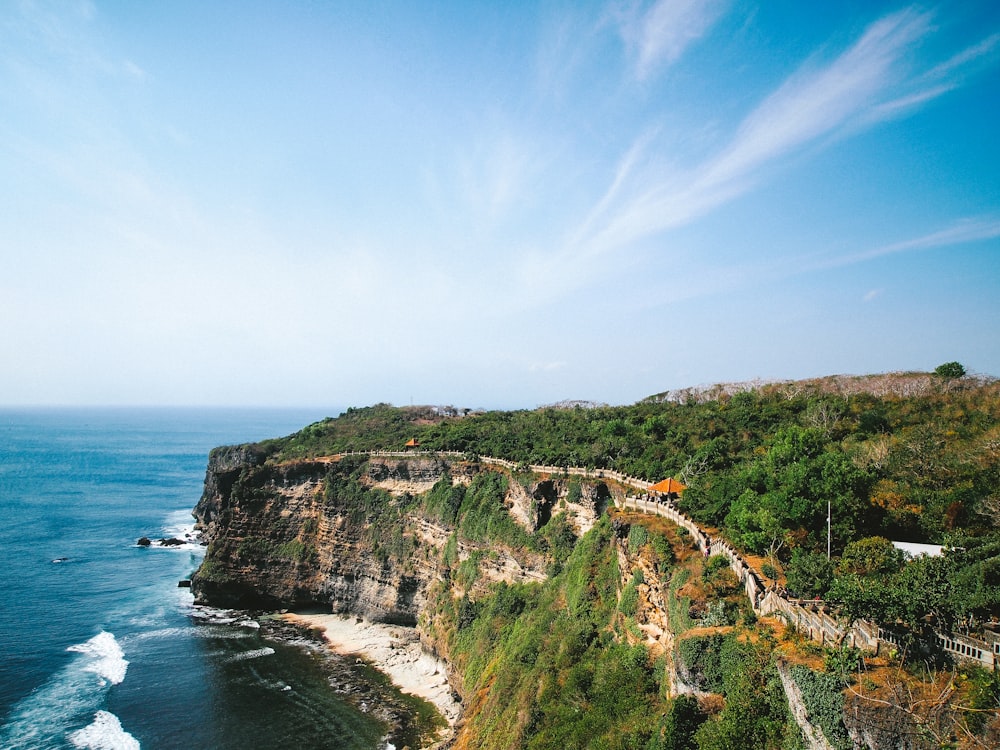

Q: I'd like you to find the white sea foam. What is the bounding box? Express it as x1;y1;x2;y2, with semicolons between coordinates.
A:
196;627;255;640
69;711;140;750
189;605;260;629
129;626;189;641
140;509;205;551
0;635;127;748
162;509;198;538
226;646;276;662
67;632;129;685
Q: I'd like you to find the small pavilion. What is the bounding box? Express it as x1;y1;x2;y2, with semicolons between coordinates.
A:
404;438;420;449
649;477;686;499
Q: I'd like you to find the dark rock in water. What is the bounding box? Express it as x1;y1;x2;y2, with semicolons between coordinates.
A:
137;537;152;547
51;557;69;563
158;537;186;547
178;579;192;588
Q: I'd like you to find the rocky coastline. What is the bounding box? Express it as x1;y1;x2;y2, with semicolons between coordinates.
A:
283;613;460;747
255;614;450;750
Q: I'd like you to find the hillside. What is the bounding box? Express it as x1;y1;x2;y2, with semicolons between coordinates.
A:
191;369;1000;749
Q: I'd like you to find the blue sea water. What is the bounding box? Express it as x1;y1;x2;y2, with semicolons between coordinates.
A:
0;407;390;750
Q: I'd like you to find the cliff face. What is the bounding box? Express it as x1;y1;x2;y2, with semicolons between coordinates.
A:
190;451;574;623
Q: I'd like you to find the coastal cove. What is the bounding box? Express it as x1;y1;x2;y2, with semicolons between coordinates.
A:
0;408;427;750
283;613;461;727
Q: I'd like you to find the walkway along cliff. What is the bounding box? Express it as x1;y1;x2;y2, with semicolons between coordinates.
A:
329;449;999;672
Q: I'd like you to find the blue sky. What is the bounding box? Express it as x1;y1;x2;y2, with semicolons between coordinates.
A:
2;1;999;409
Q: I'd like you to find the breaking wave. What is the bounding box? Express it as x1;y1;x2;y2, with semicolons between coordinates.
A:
69;710;140;750
0;632;137;749
67;632;129;686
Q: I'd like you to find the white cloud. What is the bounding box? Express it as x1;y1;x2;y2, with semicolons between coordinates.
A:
700;9;930;187
122;59;146;79
574;7;992;258
729;215;1000;291
923;31;1000;81
631;0;729;80
832;216;1000;268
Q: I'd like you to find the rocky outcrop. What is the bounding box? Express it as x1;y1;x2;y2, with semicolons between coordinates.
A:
192;457;442;620
367;456;462;497
505;476;609;536
190;453;549;624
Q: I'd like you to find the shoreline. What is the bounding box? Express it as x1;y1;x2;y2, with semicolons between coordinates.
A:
283;613;462;728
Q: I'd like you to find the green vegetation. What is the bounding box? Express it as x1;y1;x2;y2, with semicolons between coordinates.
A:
628;523;650;553
618;569;643;617
322;458;419;566
789;665;851;750
423;475;465;524
455;471;530;548
276;539;316;563
227;368;999;747
677;630;800;749
269;371;998;546
935;361;967;379
666;568;697;635
785;549;834;598
265;370;999;638
828;534;1000;634
193;557;232;584
434;518;680;749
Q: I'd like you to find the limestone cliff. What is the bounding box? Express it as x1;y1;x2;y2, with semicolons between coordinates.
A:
190;450;595;623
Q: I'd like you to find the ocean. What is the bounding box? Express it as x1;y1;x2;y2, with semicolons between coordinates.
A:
0;407;394;750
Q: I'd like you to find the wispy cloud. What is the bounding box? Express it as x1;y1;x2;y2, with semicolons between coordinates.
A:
122;59;146;80
829;216;1000;269
699;9;930;187
454;132;548;229
924;31;1000;81
627;0;729;80
576;7;991;258
569;127;660;247
724;215;1000;295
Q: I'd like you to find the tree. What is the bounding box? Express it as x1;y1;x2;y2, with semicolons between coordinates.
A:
785;548;834;598
934;361;966;379
827;573;900;626
837;537;904;577
724;426;875;554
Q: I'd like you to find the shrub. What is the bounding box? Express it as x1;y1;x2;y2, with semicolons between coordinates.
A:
934;361;966;379
651;532;676;567
786;548;834;598
628;523;650;553
823;646;864;684
652;694;705;750
619;581;639;617
677;633;728;692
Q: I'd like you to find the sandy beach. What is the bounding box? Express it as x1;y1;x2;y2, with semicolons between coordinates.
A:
284;613;462;727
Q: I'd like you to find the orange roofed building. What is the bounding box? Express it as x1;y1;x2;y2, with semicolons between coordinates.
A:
649;477;686;495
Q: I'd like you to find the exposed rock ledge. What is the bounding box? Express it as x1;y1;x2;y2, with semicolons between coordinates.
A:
285;612;462;729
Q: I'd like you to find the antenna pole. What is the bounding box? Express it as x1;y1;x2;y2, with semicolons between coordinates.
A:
827;498;831;559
